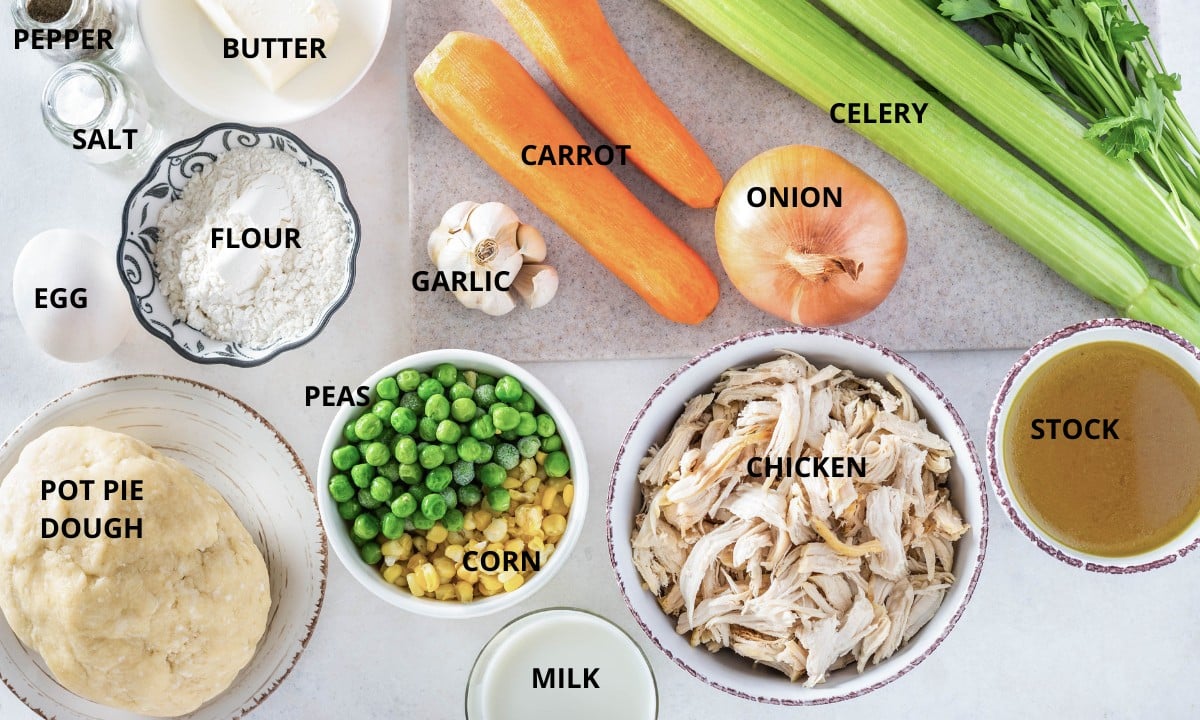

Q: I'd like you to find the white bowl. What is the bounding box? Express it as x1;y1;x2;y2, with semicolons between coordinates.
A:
987;318;1200;573
607;327;987;705
317;349;588;619
0;375;327;720
138;0;392;125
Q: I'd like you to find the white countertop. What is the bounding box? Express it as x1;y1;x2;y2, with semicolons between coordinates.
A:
2;1;1199;718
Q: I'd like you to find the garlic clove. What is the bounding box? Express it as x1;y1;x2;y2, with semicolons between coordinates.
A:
473;290;519;316
515;223;547;263
442;201;479;232
512;264;559;309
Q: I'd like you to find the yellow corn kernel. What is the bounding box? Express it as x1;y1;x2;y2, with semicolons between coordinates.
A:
502;572;525;593
407;553;427;572
463;514;477;531
535;451;547;464
419;563;440;593
502;477;521;490
434;557;456;582
528;537;544;552
484;518;509;543
479;574;503;593
444;544;466;563
519;458;537;480
486;541;505;557
405;572;423;596
447;531;465;545
516;505;543;532
478;582;497;597
426;523;449;544
504;538;525;554
474;510;492;528
381;539;404;557
541;487;558;510
456;580;474;602
522;477;541;494
551;497;568;515
434;583;457;601
544;513;567;538
383;564;404;584
550;476;570;490
563;484;574;507
413;536;427;554
457;565;479;584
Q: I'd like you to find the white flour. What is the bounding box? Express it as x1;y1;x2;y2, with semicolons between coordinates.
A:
156;147;351;348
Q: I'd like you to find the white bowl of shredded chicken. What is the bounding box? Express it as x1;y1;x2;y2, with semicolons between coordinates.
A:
607;328;986;705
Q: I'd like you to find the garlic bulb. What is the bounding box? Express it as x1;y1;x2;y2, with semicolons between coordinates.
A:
428;202;559;315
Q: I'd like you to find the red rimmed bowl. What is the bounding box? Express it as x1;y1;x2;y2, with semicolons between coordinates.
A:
607;327;987;705
987;318;1200;574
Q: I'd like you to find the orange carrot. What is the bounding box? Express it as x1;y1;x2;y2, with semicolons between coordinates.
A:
414;32;719;325
491;0;724;209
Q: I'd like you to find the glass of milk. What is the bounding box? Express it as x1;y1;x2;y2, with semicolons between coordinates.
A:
466;608;658;720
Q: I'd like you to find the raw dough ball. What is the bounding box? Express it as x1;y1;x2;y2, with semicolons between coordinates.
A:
0;427;270;717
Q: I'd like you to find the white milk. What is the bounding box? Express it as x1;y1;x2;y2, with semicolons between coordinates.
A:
466;609;657;720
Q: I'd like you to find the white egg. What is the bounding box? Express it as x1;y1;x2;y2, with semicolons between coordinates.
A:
12;229;131;363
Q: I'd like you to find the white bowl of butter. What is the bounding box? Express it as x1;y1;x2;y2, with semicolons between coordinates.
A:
138;0;392;124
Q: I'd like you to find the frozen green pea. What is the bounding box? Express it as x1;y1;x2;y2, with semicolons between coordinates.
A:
360;541;383;565
411;510;436;531
353;513;381;540
331;445;360;471
337;499;362;520
495;376;523;403
421;493;447;521
436;419;462;444
418;417;439;442
329;475;354;503
381;512;405;539
394;436;418;465
434;363;458;387
372;400;397;422
364;442;390;467
452;460;475;486
410;485;431;502
536;414;557;438
370;476;395;503
350;463;374;488
390;406;418;434
545;451;570;478
425;394;451;422
458;483;483;508
354;413;383;441
399;391;422;412
517;435;541;458
397;369;422;392
451;397;477;423
417;377;445;401
543;434;563;452
391;493;417;518
492;406;521;432
486;488;511;513
419;444;445;469
343;420;360;443
476;372;497;387
443;508;465;532
474;383;497;409
479;463;506;488
376;376;400;400
469;415;495;440
457;436;483;463
515;412;537;436
426;466;453;492
357;488;382;510
514;392;535;413
495;443;520;470
398;463;423;485
440;487;458;510
499;428;519;442
476;442;494;464
449;381;474;401
378;462;400;481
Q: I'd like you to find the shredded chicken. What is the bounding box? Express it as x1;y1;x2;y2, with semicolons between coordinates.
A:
631;353;968;686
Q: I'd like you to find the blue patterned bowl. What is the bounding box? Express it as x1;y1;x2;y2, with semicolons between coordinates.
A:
118;123;360;367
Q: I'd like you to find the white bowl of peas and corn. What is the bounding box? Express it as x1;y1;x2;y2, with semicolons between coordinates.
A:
317;350;586;617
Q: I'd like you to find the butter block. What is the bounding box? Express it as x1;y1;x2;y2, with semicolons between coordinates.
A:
194;0;340;92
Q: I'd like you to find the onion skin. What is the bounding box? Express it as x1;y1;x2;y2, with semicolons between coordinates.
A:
715;145;907;326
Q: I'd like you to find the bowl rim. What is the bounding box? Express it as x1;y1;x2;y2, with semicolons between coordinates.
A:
0;373;328;720
986;317;1200;573
606;326;988;705
136;0;393;125
316;349;589;619
117;122;362;368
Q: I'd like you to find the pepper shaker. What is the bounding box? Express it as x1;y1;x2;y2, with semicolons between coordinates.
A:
11;0;126;63
42;61;161;170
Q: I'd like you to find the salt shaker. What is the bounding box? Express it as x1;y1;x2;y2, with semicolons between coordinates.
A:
11;0;126;63
42;61;161;170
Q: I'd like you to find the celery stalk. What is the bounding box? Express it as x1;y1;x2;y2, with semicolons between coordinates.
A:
815;0;1200;293
659;0;1200;343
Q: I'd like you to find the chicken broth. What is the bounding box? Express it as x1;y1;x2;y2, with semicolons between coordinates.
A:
1003;341;1200;557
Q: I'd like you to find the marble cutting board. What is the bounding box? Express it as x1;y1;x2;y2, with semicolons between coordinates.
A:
406;0;1161;361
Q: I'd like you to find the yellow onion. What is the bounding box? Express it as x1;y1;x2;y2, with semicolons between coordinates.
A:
715;145;907;326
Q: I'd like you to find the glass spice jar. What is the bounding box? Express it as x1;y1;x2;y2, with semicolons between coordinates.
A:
42;61;161;170
11;0;126;63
